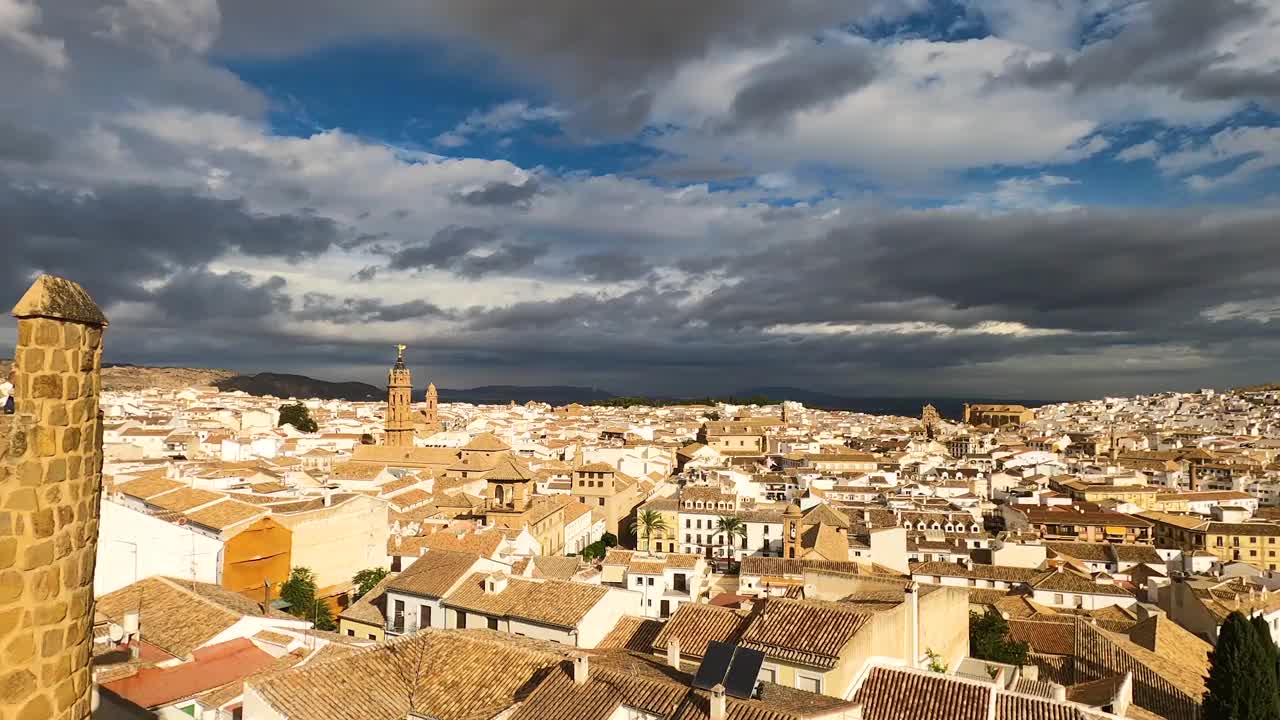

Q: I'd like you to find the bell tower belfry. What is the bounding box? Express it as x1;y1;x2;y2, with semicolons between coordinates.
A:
425;382;439;426
385;344;415;448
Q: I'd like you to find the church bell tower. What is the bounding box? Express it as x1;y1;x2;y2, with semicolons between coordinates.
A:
385;344;415;447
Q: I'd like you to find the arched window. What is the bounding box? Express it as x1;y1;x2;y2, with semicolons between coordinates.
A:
495;484;506;506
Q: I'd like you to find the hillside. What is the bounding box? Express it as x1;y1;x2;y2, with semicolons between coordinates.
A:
214;372;384;401
0;360;235;392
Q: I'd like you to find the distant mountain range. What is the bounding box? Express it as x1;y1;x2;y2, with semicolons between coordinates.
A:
0;360;1055;416
213;374;1052;418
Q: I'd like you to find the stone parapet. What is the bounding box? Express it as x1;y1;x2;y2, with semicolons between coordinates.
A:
0;275;108;720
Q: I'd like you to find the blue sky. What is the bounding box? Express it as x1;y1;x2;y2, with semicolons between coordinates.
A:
1;0;1279;398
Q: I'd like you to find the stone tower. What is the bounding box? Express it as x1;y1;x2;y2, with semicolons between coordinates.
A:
0;275;108;720
782;502;802;559
384;344;414;448
425;382;439;426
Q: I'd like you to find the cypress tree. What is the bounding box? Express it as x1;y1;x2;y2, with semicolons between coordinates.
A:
1252;614;1280;691
1204;611;1280;720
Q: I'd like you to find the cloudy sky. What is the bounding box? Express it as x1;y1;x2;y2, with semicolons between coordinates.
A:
2;0;1279;399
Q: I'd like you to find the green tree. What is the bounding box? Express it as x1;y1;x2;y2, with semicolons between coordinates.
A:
1205;612;1280;720
278;402;318;433
969;609;1029;666
1252;614;1279;689
636;510;670;553
581;532;619;562
715;516;747;561
280;567;335;630
353;567;390;599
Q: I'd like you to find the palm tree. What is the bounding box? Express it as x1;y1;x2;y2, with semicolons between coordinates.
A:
715;516;748;563
636;509;670;554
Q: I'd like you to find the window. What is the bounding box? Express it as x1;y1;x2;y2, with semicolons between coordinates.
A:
685;519;691;529
685;534;691;543
760;666;777;684
635;577;644;587
487;617;499;630
346;628;355;637
599;498;605;507
763;526;770;535
647;577;655;586
1053;593;1064;605
367;633;376;640
797;675;821;693
420;605;431;628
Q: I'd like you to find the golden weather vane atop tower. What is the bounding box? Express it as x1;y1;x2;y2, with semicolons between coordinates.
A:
395;343;407;362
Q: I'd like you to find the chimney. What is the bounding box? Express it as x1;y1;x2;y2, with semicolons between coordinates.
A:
124;608;141;659
904;582;921;668
573;655;590;685
709;684;727;720
1051;684;1067;702
667;635;681;669
1113;672;1133;718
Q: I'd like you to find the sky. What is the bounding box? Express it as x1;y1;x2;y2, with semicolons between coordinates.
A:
1;0;1279;399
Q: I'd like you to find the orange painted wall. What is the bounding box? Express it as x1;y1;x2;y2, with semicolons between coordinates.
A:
222;516;292;599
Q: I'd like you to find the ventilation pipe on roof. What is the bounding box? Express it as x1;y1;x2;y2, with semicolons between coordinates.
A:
1051;684;1067;702
904;582;920;668
573;654;590;685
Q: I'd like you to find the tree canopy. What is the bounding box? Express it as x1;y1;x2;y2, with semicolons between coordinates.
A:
968;609;1029;667
581;532;619;562
1205;611;1280;720
278;402;318;433
279;566;334;630
353;567;390;599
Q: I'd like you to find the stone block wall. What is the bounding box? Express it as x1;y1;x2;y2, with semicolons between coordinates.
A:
0;275;108;720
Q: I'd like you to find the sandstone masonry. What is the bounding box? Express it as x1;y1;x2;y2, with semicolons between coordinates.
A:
0;275;108;720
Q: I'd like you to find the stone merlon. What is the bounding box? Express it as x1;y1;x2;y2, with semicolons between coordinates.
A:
11;275;109;327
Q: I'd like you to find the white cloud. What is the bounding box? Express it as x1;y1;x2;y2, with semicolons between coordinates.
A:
1157;126;1280;191
0;0;67;69
98;0;221;55
764;320;1075;338
433;101;565;148
1116;140;1159;162
948;173;1079;213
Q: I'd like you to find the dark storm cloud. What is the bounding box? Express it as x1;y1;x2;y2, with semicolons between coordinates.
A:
453;178;542;208
217;0;915;134
390;226;497;270
998;0;1280;103
387;225;547;278
295;294;449;323
721;40;880;133
0;178;340;311
0;120;56;164
570;252;653;283
148;270;291;323
693;208;1280;335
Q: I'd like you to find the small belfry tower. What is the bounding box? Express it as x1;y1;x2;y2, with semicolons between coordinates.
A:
425;382;439;426
384;344;414;448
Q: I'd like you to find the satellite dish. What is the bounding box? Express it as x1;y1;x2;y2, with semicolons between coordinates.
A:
107;623;126;643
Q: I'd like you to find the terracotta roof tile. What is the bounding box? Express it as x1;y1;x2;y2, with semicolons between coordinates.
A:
249;630;572;720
